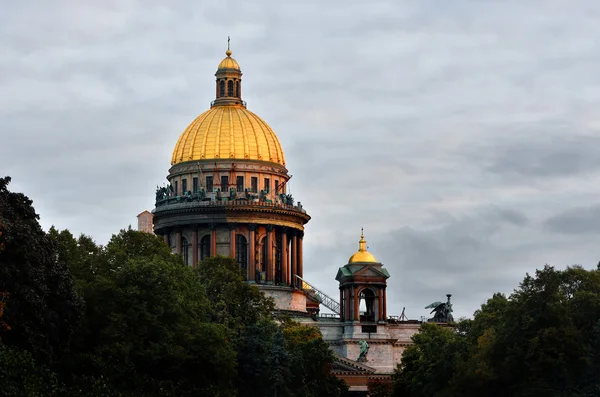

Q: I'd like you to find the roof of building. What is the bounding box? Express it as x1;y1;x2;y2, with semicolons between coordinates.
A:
170;46;285;166
348;229;377;263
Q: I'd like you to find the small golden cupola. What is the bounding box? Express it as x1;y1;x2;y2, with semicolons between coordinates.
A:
213;37;244;107
348;228;378;263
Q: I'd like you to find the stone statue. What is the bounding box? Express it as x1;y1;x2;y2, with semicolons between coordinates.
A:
155;186;170;203
198;188;206;201
425;294;454;323
357;340;369;362
229;187;236;200
278;193;294;205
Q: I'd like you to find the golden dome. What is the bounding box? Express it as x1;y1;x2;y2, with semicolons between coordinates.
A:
171;105;286;166
217;54;240;70
348;229;377;263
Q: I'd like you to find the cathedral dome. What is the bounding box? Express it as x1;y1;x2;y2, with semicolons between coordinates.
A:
348;230;377;263
217;50;241;70
170;43;285;166
171;105;286;166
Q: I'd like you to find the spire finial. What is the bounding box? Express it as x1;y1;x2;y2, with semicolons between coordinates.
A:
358;228;367;251
226;36;232;56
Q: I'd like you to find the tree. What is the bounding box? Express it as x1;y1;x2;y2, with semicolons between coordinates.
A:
392;323;467;397
62;229;237;396
0;176;83;364
0;345;62;397
392;265;600;397
196;255;275;335
282;320;349;397
368;380;393;397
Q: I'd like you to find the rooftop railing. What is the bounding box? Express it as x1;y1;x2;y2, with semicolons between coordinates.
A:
153;194;306;214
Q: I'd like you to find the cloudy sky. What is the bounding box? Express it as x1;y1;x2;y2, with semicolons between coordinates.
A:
3;1;600;320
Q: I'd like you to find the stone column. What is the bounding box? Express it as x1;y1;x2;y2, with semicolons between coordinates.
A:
211;224;217;256
353;286;360;322
248;224;256;281
345;288;351;321
383;288;387;320
340;288;345;322
281;228;288;286
163;233;169;245
229;224;236;258
291;231;297;287
176;230;182;255
298;232;303;279
378;288;384;321
266;225;274;282
192;229;198;268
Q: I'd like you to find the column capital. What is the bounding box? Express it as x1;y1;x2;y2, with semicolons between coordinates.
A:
209;222;217;231
228;223;238;231
248;223;258;231
266;224;274;232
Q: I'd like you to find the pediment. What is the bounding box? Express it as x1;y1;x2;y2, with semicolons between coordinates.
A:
332;354;376;373
354;265;389;278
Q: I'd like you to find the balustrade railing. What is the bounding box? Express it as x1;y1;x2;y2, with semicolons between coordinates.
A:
154;194;306;214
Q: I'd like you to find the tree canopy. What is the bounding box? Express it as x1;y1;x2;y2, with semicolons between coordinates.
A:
0;176;348;396
392;265;600;397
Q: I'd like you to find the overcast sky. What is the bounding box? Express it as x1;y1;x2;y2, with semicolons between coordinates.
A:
2;1;600;320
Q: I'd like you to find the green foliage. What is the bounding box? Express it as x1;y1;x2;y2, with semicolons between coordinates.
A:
0;176;83;363
0;345;62;397
196;255;275;334
282;320;349;397
393;265;600;397
2;179;347;396
368;380;393;397
63;229;237;396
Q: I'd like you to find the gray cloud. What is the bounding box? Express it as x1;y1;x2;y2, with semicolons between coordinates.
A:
544;204;600;235
2;0;600;320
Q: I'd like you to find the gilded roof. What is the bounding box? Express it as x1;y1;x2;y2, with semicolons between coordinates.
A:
217;53;240;70
348;230;377;263
171;105;286;166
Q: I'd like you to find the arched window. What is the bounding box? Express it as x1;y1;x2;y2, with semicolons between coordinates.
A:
235;235;248;273
200;235;211;261
235;81;240;98
182;237;189;265
227;80;234;97
359;289;376;322
219;80;225;97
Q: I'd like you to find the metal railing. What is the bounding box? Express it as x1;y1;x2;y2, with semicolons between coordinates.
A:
154;196;307;214
295;275;340;315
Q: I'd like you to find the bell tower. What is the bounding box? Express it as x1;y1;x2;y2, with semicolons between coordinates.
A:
336;230;390;326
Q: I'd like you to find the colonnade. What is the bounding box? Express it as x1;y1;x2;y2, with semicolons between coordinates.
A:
163;224;304;288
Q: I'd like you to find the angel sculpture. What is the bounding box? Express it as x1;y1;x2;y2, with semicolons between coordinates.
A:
425;294;454;323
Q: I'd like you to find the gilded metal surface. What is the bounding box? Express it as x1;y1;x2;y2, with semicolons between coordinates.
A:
217;55;240;70
348;230;377;263
171;106;285;166
171;48;285;166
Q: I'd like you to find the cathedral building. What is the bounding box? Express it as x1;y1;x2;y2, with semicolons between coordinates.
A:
152;45;311;312
150;44;421;395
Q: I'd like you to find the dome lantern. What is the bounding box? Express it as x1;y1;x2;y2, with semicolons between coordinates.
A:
213;37;244;108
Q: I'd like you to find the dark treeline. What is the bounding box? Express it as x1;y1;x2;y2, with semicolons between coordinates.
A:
369;263;600;396
0;176;348;396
